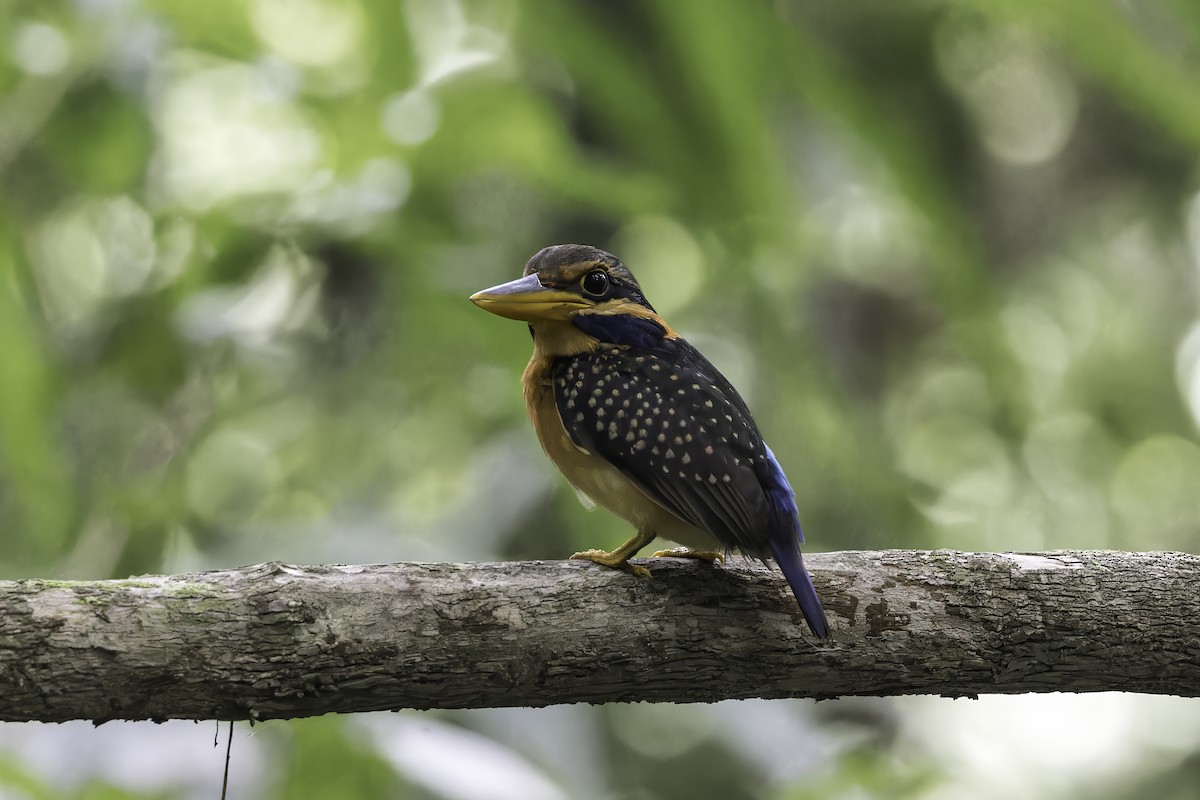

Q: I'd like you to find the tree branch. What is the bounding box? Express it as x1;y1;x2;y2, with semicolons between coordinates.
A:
2;550;1198;723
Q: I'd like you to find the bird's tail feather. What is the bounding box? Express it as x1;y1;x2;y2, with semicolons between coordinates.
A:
760;444;829;639
769;540;830;639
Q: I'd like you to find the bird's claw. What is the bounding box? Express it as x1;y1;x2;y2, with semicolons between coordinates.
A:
650;547;725;563
570;549;651;578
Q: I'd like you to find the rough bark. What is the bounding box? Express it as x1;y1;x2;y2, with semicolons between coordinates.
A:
1;550;1197;724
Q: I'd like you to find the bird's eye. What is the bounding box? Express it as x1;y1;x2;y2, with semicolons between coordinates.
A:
581;269;610;297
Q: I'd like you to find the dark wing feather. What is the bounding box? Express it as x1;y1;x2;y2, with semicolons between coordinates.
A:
551;338;777;557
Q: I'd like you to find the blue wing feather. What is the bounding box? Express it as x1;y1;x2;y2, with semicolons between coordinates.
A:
762;444;804;544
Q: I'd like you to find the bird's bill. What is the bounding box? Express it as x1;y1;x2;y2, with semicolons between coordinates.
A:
469;273;589;322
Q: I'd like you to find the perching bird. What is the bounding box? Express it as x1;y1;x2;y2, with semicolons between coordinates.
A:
470;244;830;638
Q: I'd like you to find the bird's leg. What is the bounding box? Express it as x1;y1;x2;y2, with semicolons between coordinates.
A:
571;529;657;578
650;547;725;564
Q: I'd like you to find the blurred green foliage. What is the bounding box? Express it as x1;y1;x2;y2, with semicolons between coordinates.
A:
3;0;1200;797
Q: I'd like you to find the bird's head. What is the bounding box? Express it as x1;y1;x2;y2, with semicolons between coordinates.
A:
470;244;671;352
470;244;655;322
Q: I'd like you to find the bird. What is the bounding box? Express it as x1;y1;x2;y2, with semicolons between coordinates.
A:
470;244;830;639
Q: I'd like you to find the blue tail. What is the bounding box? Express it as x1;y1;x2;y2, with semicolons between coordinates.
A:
762;445;830;639
769;540;830;639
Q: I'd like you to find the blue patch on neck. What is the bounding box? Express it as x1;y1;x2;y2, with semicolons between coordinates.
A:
572;314;667;348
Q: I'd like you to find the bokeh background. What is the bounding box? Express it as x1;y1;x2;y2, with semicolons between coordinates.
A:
3;0;1200;797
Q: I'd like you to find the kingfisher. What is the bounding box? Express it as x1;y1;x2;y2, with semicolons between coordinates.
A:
470;244;830;639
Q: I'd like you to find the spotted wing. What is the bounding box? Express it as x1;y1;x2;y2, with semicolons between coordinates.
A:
551;340;777;557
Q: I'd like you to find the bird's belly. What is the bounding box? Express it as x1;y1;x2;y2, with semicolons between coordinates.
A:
527;377;717;550
559;451;719;550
